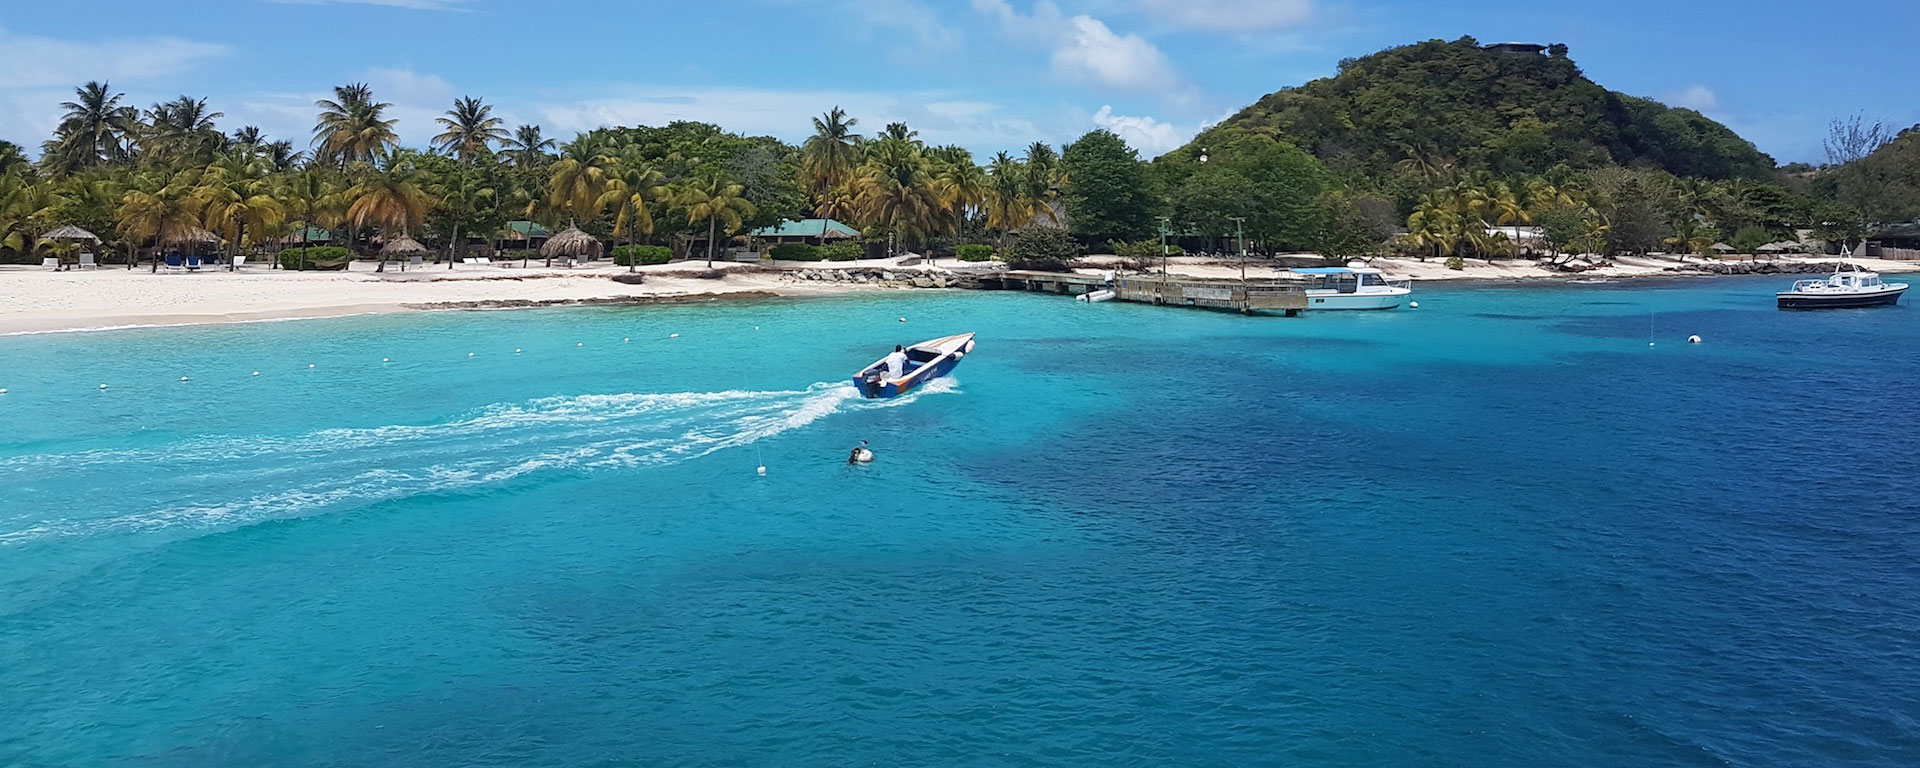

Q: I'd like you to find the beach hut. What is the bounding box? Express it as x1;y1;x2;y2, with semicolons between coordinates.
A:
40;225;102;269
540;226;602;268
380;236;428;271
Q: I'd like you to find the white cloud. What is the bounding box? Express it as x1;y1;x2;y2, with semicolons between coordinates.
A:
1131;0;1314;32
1092;105;1188;156
231;68;492;149
972;0;1183;93
0;26;228;150
1670;84;1720;113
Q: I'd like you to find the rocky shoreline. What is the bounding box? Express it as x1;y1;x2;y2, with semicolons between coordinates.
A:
781;267;991;290
1662;260;1863;276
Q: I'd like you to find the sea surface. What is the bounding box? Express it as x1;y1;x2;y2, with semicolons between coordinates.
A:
1;276;1917;767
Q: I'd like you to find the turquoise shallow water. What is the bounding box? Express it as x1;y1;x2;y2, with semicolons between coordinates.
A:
2;276;1917;766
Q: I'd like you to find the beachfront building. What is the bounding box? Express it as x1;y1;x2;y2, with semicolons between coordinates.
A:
1487;225;1546;256
1867;223;1920;261
750;219;860;246
496;221;552;253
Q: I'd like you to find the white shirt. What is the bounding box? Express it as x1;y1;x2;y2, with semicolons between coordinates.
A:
883;350;909;379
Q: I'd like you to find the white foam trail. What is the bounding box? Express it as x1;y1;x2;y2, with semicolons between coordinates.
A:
0;380;957;546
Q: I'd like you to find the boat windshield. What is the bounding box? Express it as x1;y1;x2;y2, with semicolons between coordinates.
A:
1360;273;1388;287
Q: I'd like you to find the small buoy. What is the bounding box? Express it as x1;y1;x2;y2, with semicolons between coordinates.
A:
382;357;390;363
468;352;475;357
179;376;189;382
515;348;522;354
753;326;759;331
669;333;679;338
308;363;316;369
1687;335;1702;344
624;337;630;343
0;388;8;395
577;342;583;347
898;317;907;323
1648;342;1656;347
756;465;767;476
252;371;260;377
1409;301;1420;309
99;383;108;390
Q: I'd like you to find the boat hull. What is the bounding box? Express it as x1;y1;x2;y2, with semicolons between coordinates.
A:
1304;288;1410;310
851;333;975;399
1776;286;1906;310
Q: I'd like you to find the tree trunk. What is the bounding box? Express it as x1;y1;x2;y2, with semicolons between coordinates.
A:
449;222;459;269
706;217;717;268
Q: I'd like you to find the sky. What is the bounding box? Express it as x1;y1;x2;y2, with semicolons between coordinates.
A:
1;0;1915;164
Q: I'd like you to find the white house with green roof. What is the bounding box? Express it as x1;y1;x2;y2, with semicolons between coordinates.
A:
751;219;859;246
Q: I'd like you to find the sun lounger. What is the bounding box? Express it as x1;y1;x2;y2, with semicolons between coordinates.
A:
41;257;59;270
231;255;247;269
185;255;203;271
408;255;425;269
79;253;99;269
163;254;184;270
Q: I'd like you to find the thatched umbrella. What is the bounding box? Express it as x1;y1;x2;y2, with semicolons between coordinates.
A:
540;225;601;268
42;225;101;243
378;235;428;272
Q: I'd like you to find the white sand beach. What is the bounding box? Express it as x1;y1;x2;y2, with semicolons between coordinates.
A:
5;253;1914;335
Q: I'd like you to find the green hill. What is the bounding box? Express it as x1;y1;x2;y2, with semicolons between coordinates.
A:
1175;37;1775;181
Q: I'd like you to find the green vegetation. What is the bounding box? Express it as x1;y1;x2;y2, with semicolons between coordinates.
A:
0;42;1913;275
819;241;862;261
1181;37;1774;182
277;246;352;270
612;244;673;266
767;243;820;261
955;243;994;261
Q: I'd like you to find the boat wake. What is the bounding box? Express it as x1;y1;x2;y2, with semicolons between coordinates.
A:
0;380;957;546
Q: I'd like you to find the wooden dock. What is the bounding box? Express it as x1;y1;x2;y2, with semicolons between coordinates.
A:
986;271;1309;315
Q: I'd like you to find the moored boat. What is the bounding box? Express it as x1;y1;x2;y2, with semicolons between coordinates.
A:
1289;267;1413;310
852;332;976;399
1776;265;1907;310
1076;289;1116;303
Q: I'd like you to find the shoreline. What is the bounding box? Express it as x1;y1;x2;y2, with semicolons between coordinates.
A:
3;255;1912;336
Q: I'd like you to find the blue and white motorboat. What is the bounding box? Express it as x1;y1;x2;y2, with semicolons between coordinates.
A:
1289;267;1413;310
1777;265;1907;309
852;332;976;399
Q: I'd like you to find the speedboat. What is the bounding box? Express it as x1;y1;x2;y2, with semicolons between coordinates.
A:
1289;267;1412;310
1777;265;1907;309
852;332;976;399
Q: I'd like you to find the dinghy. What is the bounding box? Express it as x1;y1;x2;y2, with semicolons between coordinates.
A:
1076;289;1116;303
852;333;976;399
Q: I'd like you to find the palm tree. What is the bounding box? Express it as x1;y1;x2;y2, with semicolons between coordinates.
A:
312;83;398;169
547;137;615;225
879;122;919;144
433;96;508;162
0;141;29;177
346;157;434;272
0;173;64;254
142;96;225;167
854;137;941;255
44;81;139;172
1021;142;1061;225
117;174;203;272
501;124;556;170
193;154;285;270
676;176;756;268
931;148;987;241
279;170;342;271
432;166;496;268
802;107;861;197
230;125;266;154
599;153;667;272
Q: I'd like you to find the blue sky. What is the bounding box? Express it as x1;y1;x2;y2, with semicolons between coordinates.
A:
1;0;1915;164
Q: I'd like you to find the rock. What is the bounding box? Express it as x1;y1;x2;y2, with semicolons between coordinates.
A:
912;277;935;288
610;273;646;285
881;271;897;281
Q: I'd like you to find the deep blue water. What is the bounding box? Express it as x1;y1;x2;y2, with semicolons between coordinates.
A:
1;276;1917;767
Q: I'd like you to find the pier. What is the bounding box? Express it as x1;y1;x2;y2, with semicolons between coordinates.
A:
985;271;1309;315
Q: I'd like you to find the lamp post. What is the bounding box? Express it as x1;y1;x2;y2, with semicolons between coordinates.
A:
1230;216;1246;282
1158;215;1171;278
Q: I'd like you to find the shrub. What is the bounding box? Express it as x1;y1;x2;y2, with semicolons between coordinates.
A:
819;241;862;261
956;244;995;262
768;243;821;261
1003;227;1080;271
278;246;354;271
612;244;674;266
1445;256;1465;270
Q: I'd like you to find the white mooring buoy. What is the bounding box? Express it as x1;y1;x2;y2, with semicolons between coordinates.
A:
252;371;260;377
577;342;584;347
1409;301;1420;309
0;388;8;395
669;333;679;338
1688;335;1702;344
756;465;767;477
179;376;189;382
468;352;475;357
99;383;108;390
382;357;390;363
515;348;522;354
624;337;630;343
308;363;316;369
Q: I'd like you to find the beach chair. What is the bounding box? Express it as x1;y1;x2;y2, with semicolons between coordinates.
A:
79;253;99;269
163;254;185;270
408;255;425;270
185;255;203;271
231;255;247;269
41;257;59;270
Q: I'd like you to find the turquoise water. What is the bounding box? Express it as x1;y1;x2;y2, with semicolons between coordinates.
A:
2;277;1917;766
